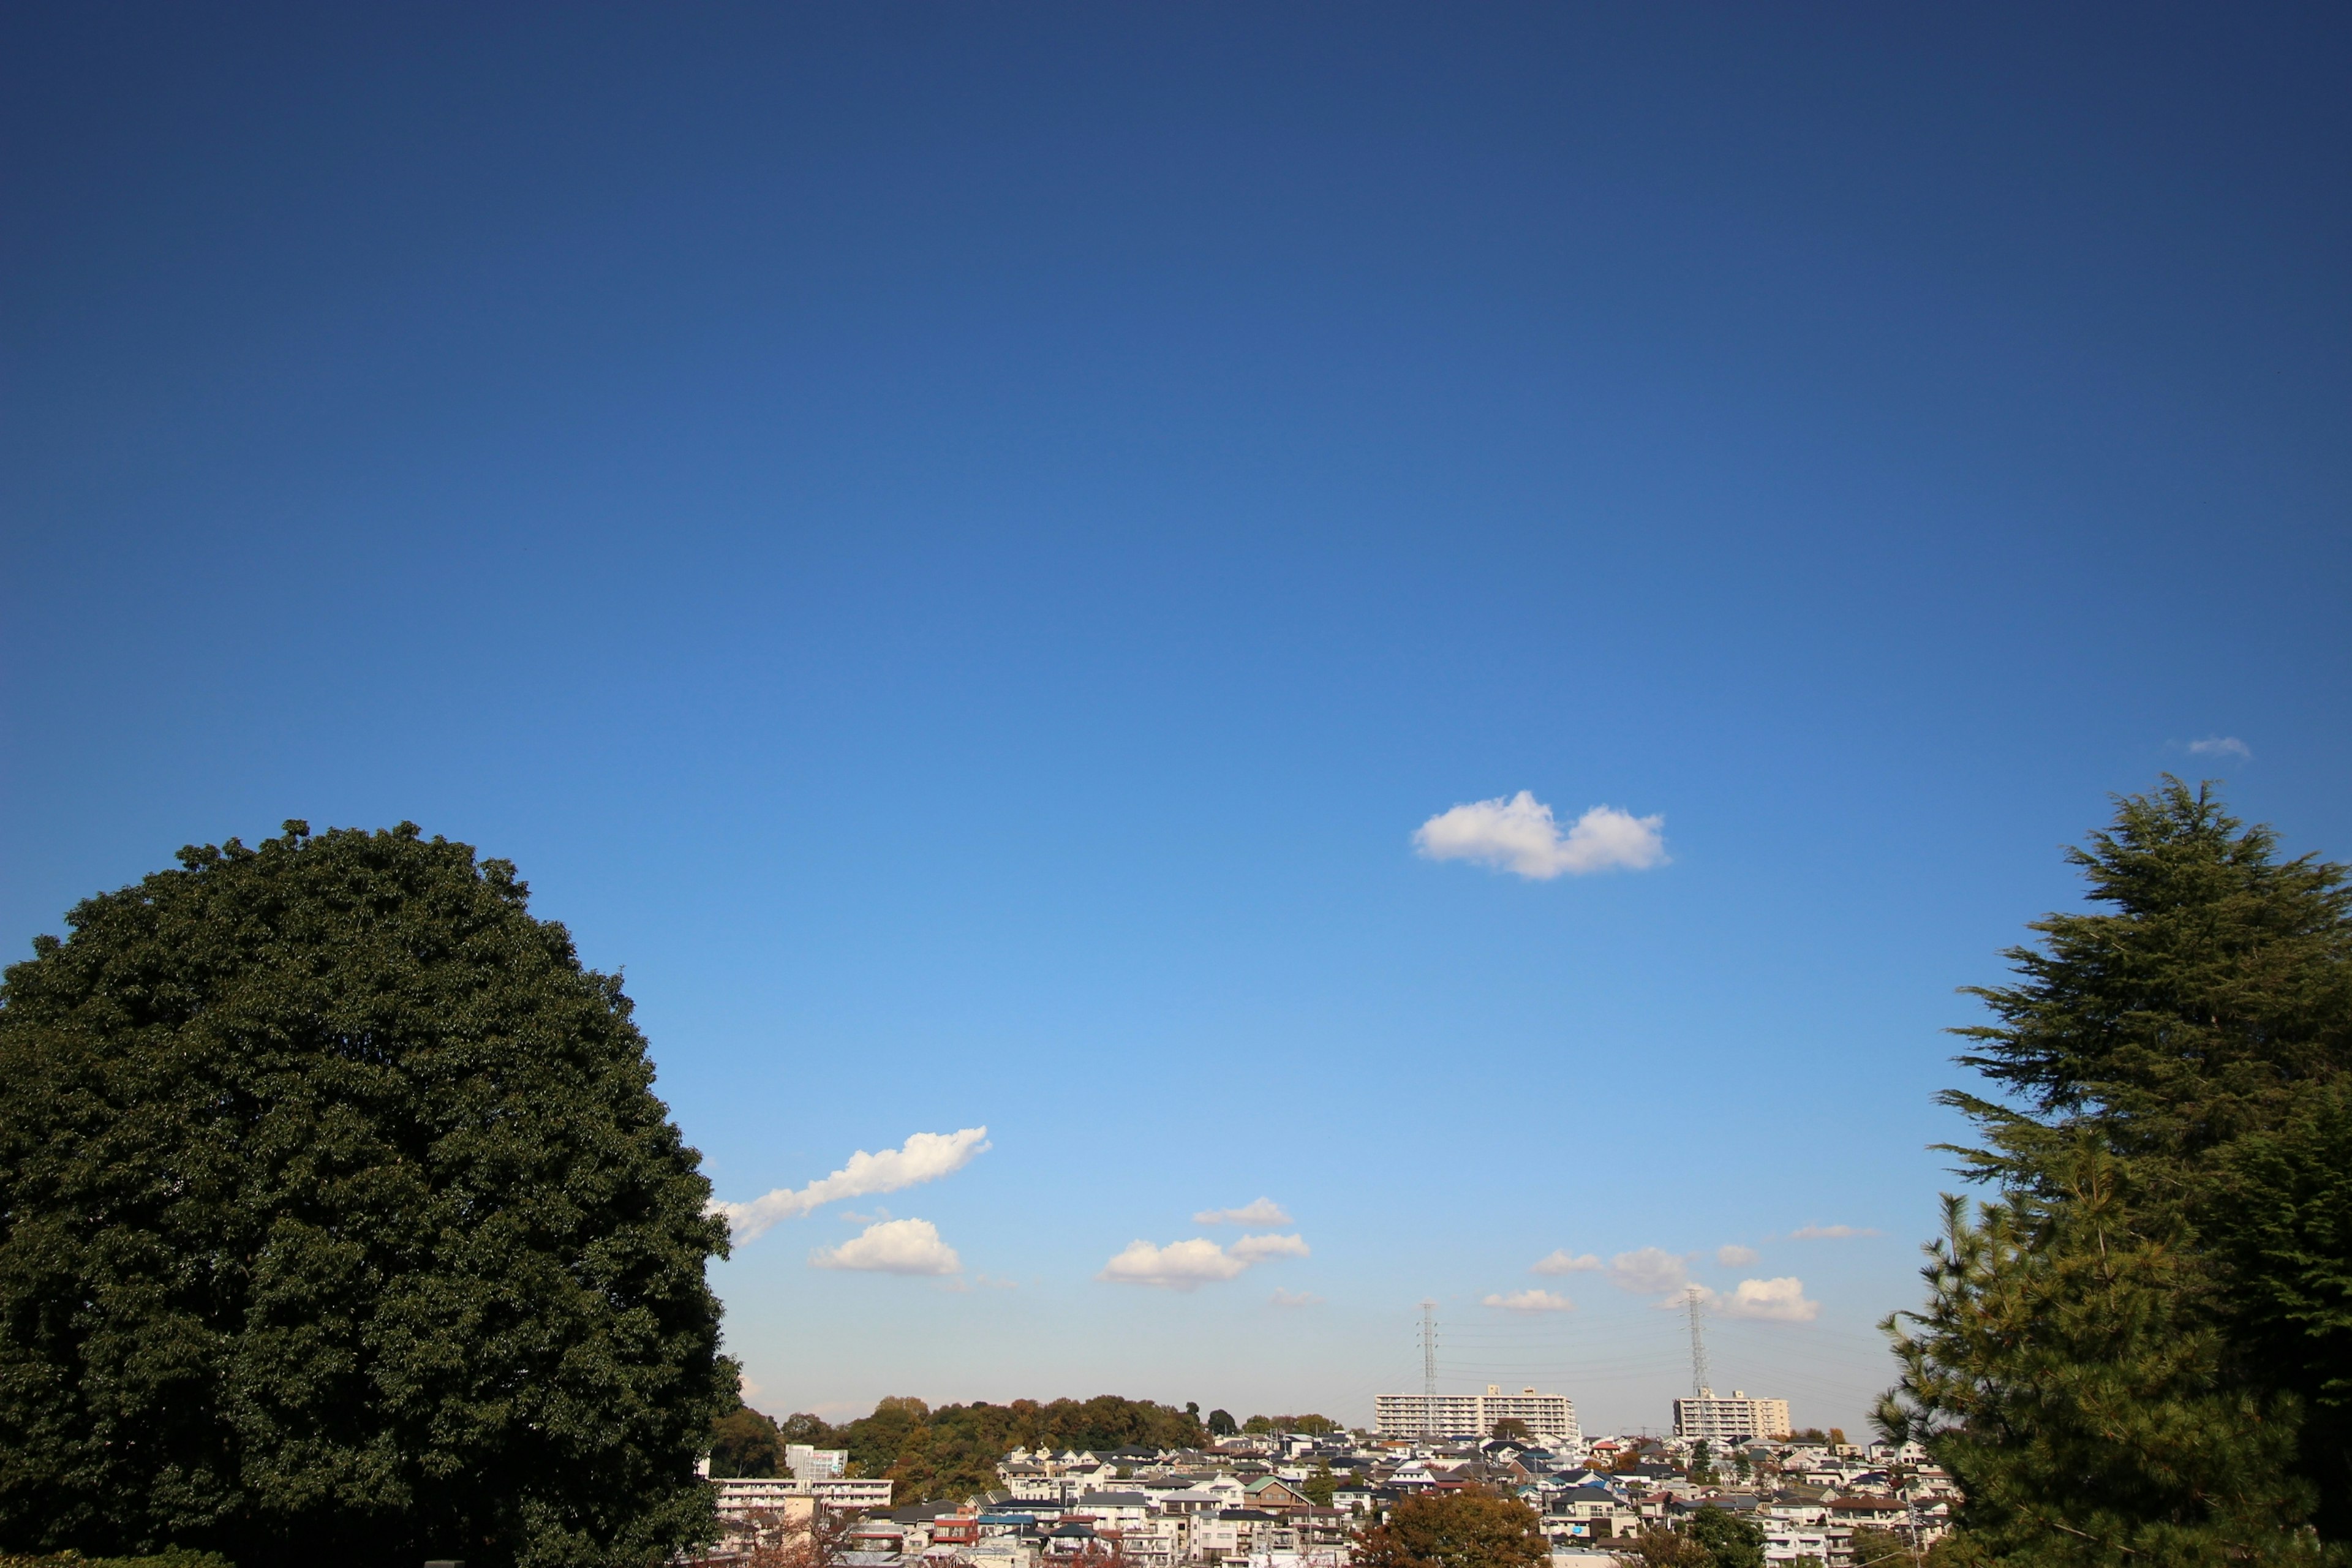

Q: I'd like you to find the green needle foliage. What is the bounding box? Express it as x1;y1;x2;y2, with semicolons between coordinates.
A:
0;823;736;1568
1881;781;2352;1563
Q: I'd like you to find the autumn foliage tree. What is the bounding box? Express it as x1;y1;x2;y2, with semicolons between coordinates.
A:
1353;1488;1546;1568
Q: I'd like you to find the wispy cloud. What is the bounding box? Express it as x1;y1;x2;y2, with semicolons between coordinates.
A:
1231;1232;1311;1262
1194;1197;1292;1227
717;1128;992;1243
810;1218;962;1276
1789;1223;1879;1240
1531;1250;1602;1275
1270;1289;1324;1308
1098;1238;1251;1291
1717;1244;1759;1267
1686;1276;1819;1322
2187;736;2251;760
1414;792;1667;880
1607;1246;1690;1295
1484;1288;1576;1313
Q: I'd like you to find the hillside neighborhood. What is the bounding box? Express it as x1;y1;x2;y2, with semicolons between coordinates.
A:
698;1417;1956;1568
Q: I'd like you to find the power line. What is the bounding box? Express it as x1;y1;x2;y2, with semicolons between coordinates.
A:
1419;1300;1438;1401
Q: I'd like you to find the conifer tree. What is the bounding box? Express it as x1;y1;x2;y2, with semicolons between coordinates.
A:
1882;781;2352;1561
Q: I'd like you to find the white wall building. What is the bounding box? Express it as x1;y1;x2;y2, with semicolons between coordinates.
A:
1670;1389;1792;1444
1376;1385;1581;1444
712;1475;895;1520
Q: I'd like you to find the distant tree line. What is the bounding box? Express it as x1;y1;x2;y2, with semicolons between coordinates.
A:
709;1396;1210;1502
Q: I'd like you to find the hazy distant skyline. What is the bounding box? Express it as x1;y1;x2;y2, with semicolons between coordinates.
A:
6;4;2348;1435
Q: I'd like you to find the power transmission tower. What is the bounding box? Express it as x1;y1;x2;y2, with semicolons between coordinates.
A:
1684;1285;1711;1395
1419;1299;1439;1436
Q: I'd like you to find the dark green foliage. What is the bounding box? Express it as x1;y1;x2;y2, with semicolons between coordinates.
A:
0;824;736;1568
0;1554;236;1568
708;1405;786;1479
1950;782;2352;1156
1259;1412;1338;1435
799;1395;1205;1503
2206;1083;2352;1518
1884;782;2352;1562
1207;1408;1237;1437
1682;1507;1763;1568
777;1412;836;1446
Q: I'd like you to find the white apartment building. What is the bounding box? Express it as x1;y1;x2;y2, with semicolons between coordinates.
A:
1670;1389;1792;1444
711;1475;895;1520
1375;1385;1581;1444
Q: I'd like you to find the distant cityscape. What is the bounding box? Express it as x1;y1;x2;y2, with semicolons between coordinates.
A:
698;1385;1952;1568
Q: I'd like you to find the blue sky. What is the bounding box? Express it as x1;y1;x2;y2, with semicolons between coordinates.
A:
5;4;2349;1436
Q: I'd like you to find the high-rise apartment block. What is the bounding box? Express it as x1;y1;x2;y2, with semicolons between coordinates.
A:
1670;1388;1791;1443
1374;1385;1581;1444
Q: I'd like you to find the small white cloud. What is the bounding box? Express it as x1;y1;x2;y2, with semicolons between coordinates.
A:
1709;1276;1819;1322
1231;1232;1311;1262
1484;1288;1576;1313
1531;1250;1603;1275
1195;1197;1293;1226
1789;1224;1879;1240
1607;1246;1690;1295
2187;736;2251;759
1270;1288;1324;1308
1099;1238;1251;1291
717;1127;992;1243
1717;1245;1760;1267
810;1217;962;1276
1414;792;1667;880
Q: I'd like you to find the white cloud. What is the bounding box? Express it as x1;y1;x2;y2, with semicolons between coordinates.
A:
1414;792;1667;880
1717;1244;1760;1267
1789;1223;1879;1240
1195;1197;1292;1226
1484;1288;1576;1313
717;1128;991;1242
1700;1276;1819;1322
1098;1238;1251;1291
1607;1246;1690;1295
810;1218;962;1276
1531;1250;1603;1275
2187;736;2251;759
1100;1229;1310;1290
1270;1289;1324;1308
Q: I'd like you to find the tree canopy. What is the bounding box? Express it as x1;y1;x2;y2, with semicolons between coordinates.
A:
1883;781;2352;1561
1351;1488;1545;1568
0;823;734;1568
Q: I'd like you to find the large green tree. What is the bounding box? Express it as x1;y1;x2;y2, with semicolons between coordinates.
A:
708;1405;787;1479
1881;782;2352;1562
0;824;736;1568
